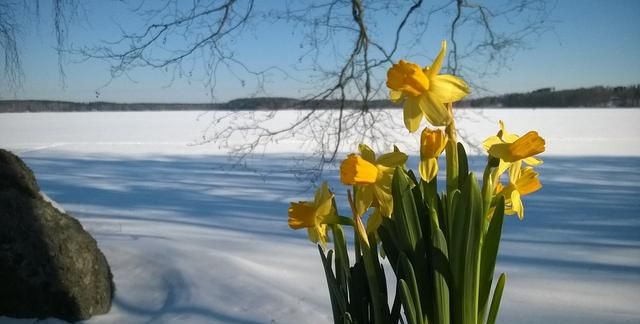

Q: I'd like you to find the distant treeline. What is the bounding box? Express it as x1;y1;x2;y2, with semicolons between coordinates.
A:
0;97;393;112
1;85;638;112
0;100;216;113
459;85;640;108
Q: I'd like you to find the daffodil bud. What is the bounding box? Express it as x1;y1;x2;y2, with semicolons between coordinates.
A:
420;128;447;159
419;127;447;182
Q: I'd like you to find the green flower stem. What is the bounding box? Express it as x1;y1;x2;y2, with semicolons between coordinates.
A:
481;163;493;225
324;215;355;226
445;113;459;196
481;156;500;225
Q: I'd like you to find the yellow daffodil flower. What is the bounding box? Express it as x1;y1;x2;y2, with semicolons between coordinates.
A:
419;127;448;182
483;120;545;177
496;166;542;220
340;144;407;230
288;182;336;246
488;131;545;162
386;40;470;132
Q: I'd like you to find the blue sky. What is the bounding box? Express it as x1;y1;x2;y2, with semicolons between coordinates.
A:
5;0;640;103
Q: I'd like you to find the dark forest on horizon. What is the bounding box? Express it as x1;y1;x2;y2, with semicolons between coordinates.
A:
2;85;639;112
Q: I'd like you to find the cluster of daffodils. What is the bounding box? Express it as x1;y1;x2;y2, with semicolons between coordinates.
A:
287;40;545;324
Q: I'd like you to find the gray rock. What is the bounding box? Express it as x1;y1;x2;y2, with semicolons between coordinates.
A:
0;149;40;197
0;149;114;322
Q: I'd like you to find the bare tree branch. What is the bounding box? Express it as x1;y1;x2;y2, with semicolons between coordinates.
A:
0;1;23;94
2;0;554;182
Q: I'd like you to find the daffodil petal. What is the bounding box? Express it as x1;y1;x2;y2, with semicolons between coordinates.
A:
359;144;376;163
315;197;333;221
483;135;503;152
429;74;470;103
502;133;520;143
498;121;519;143
511;190;524;220
314;182;331;205
373;184;393;216
516;167;543;195
366;209;383;233
390;90;404;103
422;92;452;126
427;40;447;79
508;161;522;184
354;215;370;247
313;182;334;219
355;185;374;217
377;151;408;168
376;164;397;190
487;143;512;161
419;158;439;182
403;96;423;132
307;225;328;247
496;160;511;179
523;156;543;166
307;227;319;243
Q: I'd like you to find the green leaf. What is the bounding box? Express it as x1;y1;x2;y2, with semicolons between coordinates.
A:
369;234;390;301
378;219;400;274
330;215;355;226
430;221;451;324
361;235;390;323
410;171;429;243
392;167;421;252
318;246;347;322
451;178;470;292
479;197;505;319
343;312;353;324
486;273;507;324
462;173;483;324
399;279;418;324
449;173;483;324
457;143;469;191
437;191;451;244
399;253;423;324
407;168;421;186
445;190;459;251
348;257;370;323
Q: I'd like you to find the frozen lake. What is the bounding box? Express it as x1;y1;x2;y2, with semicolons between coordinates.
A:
1;109;639;323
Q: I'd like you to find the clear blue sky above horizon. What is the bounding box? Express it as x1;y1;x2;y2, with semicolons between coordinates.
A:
4;0;640;103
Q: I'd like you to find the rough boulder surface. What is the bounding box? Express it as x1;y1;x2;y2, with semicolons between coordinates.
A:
0;149;114;321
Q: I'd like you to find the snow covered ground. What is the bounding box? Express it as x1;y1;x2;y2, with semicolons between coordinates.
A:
1;109;639;323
